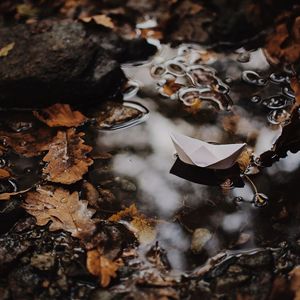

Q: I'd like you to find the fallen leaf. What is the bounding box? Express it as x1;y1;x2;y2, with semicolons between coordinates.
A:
236;149;251;172
291;77;300;108
86;249;121;287
264;16;300;64
161;80;183;97
0;42;15;58
0;169;10;179
184;98;203;114
82;181;99;208
22;185;95;238
33;104;87;128
290;266;300;300
108;204;138;222
95;102;142;129
0;188;31;201
0;127;54;157
16;4;38;18
42;128;93;184
109;204;156;245
80;14;114;29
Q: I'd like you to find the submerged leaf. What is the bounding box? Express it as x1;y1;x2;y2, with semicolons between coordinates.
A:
0;169;10;179
0;188;31;201
80;14;114;28
22;185;96;238
42;128;93;184
109;204;156;245
0;43;15;58
86;249;121;287
0;127;54;157
33;104;87;128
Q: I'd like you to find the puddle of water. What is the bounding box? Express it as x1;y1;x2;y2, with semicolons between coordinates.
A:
91;44;300;270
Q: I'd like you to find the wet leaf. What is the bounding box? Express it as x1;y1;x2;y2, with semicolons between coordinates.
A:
0;169;10;179
108;204;138;222
109;204;156;245
0;42;15;57
86;249;121;287
236;149;251;172
290;266;300;300
22;185;96;238
80;14;114;29
16;4;38;18
42;128;93;184
264;16;300;64
0;127;54;157
82;181;99;209
162;80;183;97
95;101;142;129
0;188;31;201
33;104;87;128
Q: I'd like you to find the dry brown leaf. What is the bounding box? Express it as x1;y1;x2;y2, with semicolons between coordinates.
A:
80;14;114;29
0;127;54;157
0;42;15;57
33;104;87;128
42;128;93;184
109;204;156;245
0;168;10;179
86;249;121;287
22;185;95;238
0;188;31;201
82;181;99;208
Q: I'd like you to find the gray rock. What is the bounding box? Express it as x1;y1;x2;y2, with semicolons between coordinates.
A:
0;20;155;108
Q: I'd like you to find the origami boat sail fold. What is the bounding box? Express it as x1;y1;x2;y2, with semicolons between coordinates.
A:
170;132;246;170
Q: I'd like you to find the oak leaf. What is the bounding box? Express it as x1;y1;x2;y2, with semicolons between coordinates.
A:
33;104;87;128
86;249;121;287
0;188;31;201
42;128;93;184
22;185;96;238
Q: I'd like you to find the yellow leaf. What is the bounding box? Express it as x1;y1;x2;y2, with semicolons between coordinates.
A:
86;249;121;287
0;43;15;57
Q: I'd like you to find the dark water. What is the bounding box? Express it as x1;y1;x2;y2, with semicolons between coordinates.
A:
1;43;299;273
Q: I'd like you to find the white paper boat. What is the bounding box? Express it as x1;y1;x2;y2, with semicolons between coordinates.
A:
171;132;246;170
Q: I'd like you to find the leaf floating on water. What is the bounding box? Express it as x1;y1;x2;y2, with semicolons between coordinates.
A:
33;104;87;128
80;14;114;29
86;249;121;287
0;42;15;58
42;128;93;184
236;149;252;173
95;101;148;131
0;127;54;157
22;185;96;238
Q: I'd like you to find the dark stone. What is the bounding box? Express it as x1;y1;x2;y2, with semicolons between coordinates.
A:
0;20;156;108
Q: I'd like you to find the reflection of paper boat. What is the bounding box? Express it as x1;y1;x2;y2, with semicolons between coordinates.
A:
170;132;246;170
170;158;244;187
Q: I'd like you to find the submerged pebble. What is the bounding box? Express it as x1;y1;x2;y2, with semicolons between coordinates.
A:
191;228;212;254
